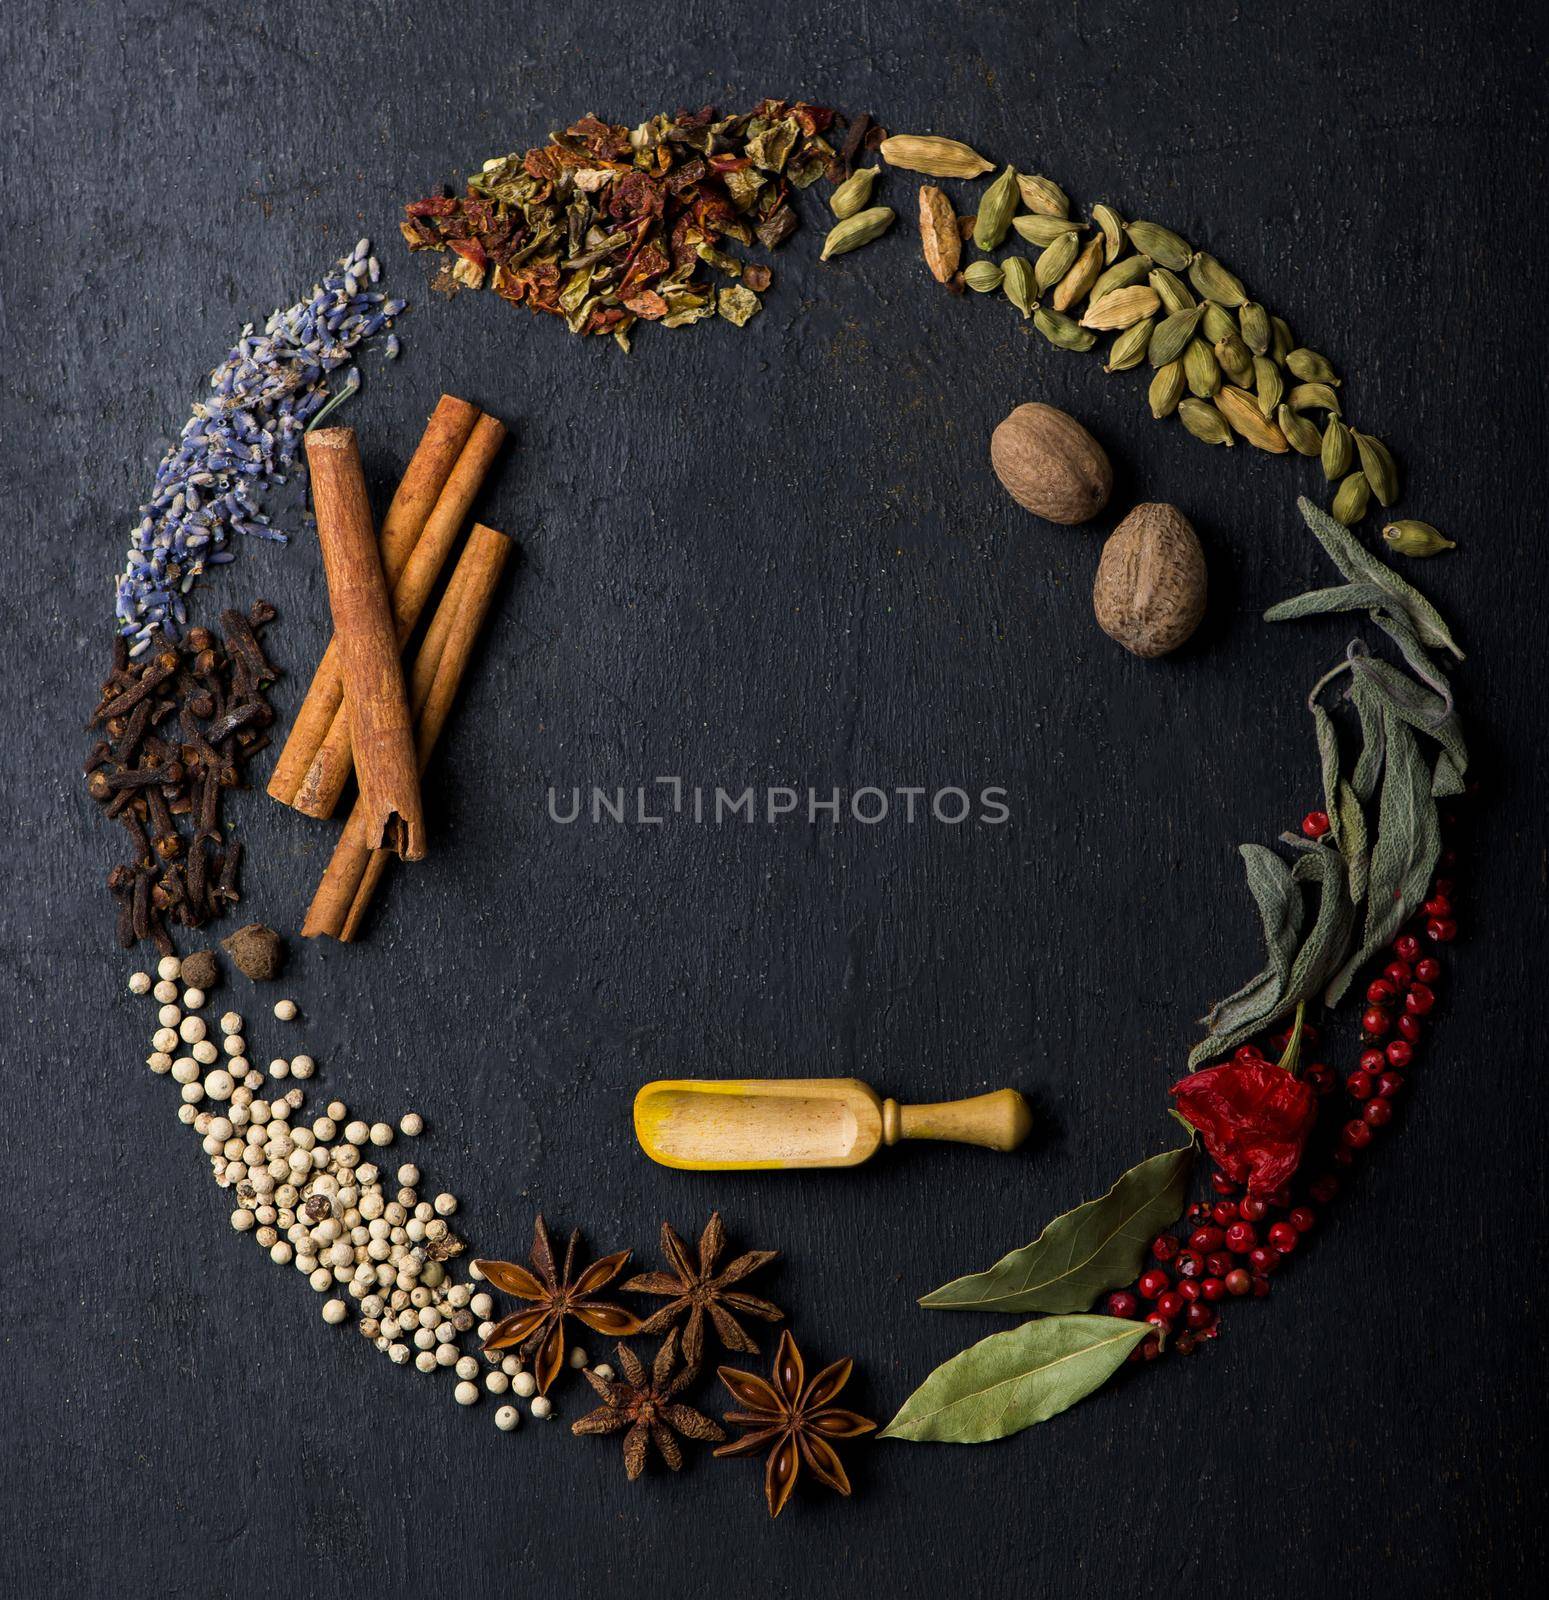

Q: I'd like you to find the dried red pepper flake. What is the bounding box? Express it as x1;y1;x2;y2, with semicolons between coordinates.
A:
401;97;837;349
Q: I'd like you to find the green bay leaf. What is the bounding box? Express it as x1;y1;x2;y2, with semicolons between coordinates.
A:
880;1315;1153;1444
919;1140;1194;1315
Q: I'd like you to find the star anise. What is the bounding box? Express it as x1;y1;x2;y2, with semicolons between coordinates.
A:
570;1327;726;1479
621;1211;783;1367
714;1329;876;1517
474;1215;642;1393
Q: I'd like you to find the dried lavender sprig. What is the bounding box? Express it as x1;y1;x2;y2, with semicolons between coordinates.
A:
113;240;407;652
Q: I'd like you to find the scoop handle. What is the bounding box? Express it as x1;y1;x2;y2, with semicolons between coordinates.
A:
882;1089;1032;1153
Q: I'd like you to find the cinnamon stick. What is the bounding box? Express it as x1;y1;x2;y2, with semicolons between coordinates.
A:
292;410;508;819
305;427;426;860
268;395;481;804
301;523;511;940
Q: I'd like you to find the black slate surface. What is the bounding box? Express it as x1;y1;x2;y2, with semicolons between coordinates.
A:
4;2;1547;1594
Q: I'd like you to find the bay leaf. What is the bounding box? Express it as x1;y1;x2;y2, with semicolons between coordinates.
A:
1323;712;1440;1006
880;1315;1154;1444
1297;498;1463;661
919;1139;1194;1315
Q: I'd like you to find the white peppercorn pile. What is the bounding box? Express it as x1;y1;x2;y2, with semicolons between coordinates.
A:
127;957;570;1430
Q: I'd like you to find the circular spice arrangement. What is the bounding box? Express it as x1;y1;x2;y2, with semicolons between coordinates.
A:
93;98;1470;1503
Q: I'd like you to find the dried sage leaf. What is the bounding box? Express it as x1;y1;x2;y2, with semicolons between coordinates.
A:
1263;580;1390;623
1198;845;1304;1037
1348;653;1467;784
1349;672;1387;804
1296;498;1463;660
1323;713;1440;1006
880;1315;1154;1444
920;1140;1194;1315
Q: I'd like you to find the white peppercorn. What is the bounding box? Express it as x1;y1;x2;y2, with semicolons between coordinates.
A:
569;1347;588;1370
389;1343;410;1365
147;1052;173;1074
593;1362;615;1382
158;1004;181;1029
470;1293;494;1319
322;1299;348;1325
182;987;206;1010
494;1405;519;1432
129;971;152;995
485;1370;510;1395
414;1350;437;1374
204;1070;234;1102
179;1016;207;1044
434;1344;458;1369
152;1027;179;1053
501;1354;523;1376
455;1355;479;1380
454;1381;479;1406
231;1209;255;1232
192;1040;219;1066
399;1112;423;1136
273;999;297;1021
153;980;179;1003
530;1396;553;1420
289;1055;314;1080
177;1104;196;1125
219;1011;243;1035
223;1036;245;1058
433;1193;457;1217
157;955;181;982
397;1164;420;1187
513;1371;537;1399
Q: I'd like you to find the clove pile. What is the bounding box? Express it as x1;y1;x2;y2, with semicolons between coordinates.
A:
86;604;280;953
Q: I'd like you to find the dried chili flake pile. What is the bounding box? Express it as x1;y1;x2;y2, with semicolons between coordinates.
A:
401;101;864;348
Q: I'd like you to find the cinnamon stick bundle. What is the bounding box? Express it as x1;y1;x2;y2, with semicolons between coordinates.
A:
305;427;426;860
292;411;507;819
302;522;512;940
268;395;482;805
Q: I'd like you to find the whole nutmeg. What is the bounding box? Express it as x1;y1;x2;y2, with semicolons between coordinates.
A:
990;403;1112;524
1093;503;1207;658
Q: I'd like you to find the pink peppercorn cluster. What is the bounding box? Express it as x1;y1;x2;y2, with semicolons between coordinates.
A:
1109;828;1463;1363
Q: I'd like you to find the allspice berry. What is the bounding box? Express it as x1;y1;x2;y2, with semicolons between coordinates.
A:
990;403;1112;525
1092;503;1207;658
222;923;286;981
178;948;220;991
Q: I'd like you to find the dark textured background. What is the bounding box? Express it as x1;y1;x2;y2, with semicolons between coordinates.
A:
4;2;1546;1594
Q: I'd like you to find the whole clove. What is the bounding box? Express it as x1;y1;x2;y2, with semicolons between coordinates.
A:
85;605;280;951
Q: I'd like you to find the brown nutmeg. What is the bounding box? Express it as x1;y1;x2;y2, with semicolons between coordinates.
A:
1093;503;1207;658
990;403;1112;525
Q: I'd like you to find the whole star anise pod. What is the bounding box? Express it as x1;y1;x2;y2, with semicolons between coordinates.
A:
622;1211;783;1367
571;1327;725;1478
474;1215;642;1393
714;1329;876;1517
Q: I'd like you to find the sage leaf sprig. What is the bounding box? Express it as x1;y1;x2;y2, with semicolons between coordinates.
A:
881;1316;1154;1443
919;1138;1194;1315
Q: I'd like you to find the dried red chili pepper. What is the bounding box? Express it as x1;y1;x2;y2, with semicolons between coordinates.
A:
1170;1057;1317;1195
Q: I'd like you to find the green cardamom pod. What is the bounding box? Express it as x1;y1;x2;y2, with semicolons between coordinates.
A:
879;135;993;178
1149;306;1204;367
1320;416;1353;481
1034;231;1080;292
963;259;1004;293
1278;404;1323;456
1104;316;1154;372
1200;302;1236;345
1287;381;1342;416
1016;174;1070;217
1012;214;1085;247
1184;337;1223;398
1189;251;1248;308
1125;220;1193;271
1253;356;1283;419
1239;302;1271;355
1352;431;1399;506
1088;254;1151;303
819;205;896;261
1270;315;1295;364
974;166;1021;250
1287;348;1340;385
1148;268;1196;315
1213;331;1254;386
1149;359;1185;418
1001;256;1036;318
1332;470;1373;526
1091;203;1124;264
1178;396;1235;446
829;166;880;220
1382;519;1455;557
1033;306;1098;351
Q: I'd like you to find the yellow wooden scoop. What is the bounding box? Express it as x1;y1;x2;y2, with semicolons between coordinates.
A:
633;1078;1033;1171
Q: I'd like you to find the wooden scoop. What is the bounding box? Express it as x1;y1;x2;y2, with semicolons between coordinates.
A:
633;1078;1033;1171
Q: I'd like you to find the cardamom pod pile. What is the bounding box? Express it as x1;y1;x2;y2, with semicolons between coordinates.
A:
822;132;1424;535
